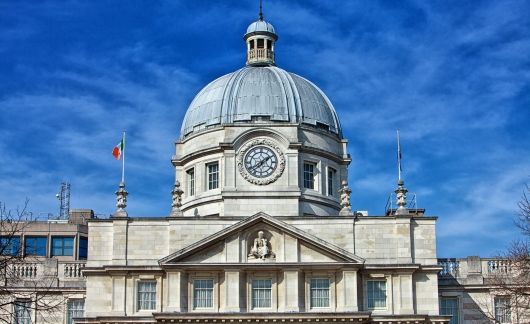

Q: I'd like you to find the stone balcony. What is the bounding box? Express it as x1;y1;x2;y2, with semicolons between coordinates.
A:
3;259;86;288
437;256;512;286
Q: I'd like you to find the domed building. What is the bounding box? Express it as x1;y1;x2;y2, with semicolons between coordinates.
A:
80;9;452;324
174;15;348;217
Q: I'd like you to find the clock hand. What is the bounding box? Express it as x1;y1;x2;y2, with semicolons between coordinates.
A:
250;156;271;172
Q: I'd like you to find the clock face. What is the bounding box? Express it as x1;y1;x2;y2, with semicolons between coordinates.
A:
244;146;278;178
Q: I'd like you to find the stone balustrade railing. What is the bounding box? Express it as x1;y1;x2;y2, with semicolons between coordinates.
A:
438;257;513;285
3;260;86;284
486;259;511;274
247;48;274;63
438;258;459;277
61;261;86;278
11;263;41;279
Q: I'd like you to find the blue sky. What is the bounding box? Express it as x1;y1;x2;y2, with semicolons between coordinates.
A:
1;0;529;258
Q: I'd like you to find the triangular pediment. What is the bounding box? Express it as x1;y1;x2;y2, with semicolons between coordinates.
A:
159;213;364;265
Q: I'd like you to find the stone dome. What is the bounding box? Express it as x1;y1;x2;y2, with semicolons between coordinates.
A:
180;66;342;138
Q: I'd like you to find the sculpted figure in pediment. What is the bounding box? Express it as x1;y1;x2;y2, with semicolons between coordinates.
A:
248;231;275;260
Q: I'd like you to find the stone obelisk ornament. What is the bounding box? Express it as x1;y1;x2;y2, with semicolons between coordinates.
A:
339;180;353;216
113;182;128;217
170;180;184;217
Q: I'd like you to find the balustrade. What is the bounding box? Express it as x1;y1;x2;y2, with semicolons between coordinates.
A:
11;263;40;279
248;49;274;63
62;262;85;278
438;259;459;277
487;259;511;274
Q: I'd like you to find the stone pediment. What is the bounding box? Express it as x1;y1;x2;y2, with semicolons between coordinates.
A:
159;213;364;265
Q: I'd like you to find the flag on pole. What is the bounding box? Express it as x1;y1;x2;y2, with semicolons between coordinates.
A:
397;130;403;180
112;136;125;160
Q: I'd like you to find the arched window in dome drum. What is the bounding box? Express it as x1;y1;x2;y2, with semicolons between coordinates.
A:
257;39;264;49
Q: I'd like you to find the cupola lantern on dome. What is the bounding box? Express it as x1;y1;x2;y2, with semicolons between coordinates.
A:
244;2;277;66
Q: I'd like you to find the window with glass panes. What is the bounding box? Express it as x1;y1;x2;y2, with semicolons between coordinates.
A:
303;162;315;189
252;279;272;309
440;297;459;324
367;280;387;309
193;279;214;309
327;168;336;196
79;237;88;259
310;278;330;308
137;281;156;310
187;168;195;196
495;297;511;323
24;236;47;256
51;237;73;256
0;236;20;256
207;162;219;190
14;300;31;324
67;299;85;324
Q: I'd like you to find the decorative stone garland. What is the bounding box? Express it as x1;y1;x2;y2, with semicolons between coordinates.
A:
237;138;285;185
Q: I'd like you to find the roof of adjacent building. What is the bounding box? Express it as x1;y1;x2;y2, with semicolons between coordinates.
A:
180;66;342;138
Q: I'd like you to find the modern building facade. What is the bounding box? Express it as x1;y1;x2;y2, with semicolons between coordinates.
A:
0;209;91;324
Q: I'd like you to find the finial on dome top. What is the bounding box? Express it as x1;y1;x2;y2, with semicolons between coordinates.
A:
259;0;264;21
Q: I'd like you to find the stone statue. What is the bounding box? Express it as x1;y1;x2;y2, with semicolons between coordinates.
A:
248;231;271;260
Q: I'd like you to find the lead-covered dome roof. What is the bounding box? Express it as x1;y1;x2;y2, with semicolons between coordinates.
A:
180;66;342;138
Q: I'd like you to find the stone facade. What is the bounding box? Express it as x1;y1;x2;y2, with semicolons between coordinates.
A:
79;10;450;324
79;213;448;324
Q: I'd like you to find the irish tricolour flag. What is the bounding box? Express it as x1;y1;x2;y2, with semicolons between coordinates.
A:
112;136;125;160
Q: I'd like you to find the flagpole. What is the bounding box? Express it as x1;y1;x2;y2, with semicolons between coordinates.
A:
121;131;126;183
397;130;402;182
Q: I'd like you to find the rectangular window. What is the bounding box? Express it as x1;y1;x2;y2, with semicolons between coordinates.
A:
252;279;272;309
310;278;330;308
78;237;88;259
495;297;511;323
14;300;31;324
440;297;459;324
207;162;219;190
193;279;214;309
257;38;264;49
137;281;156;310
0;236;20;256
327;168;336;196
367;280;387;309
187;168;195;196
303;162;316;189
67;299;85;324
51;237;74;256
24;236;47;256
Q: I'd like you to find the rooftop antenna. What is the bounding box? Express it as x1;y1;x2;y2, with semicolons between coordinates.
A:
56;182;71;220
259;0;264;20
